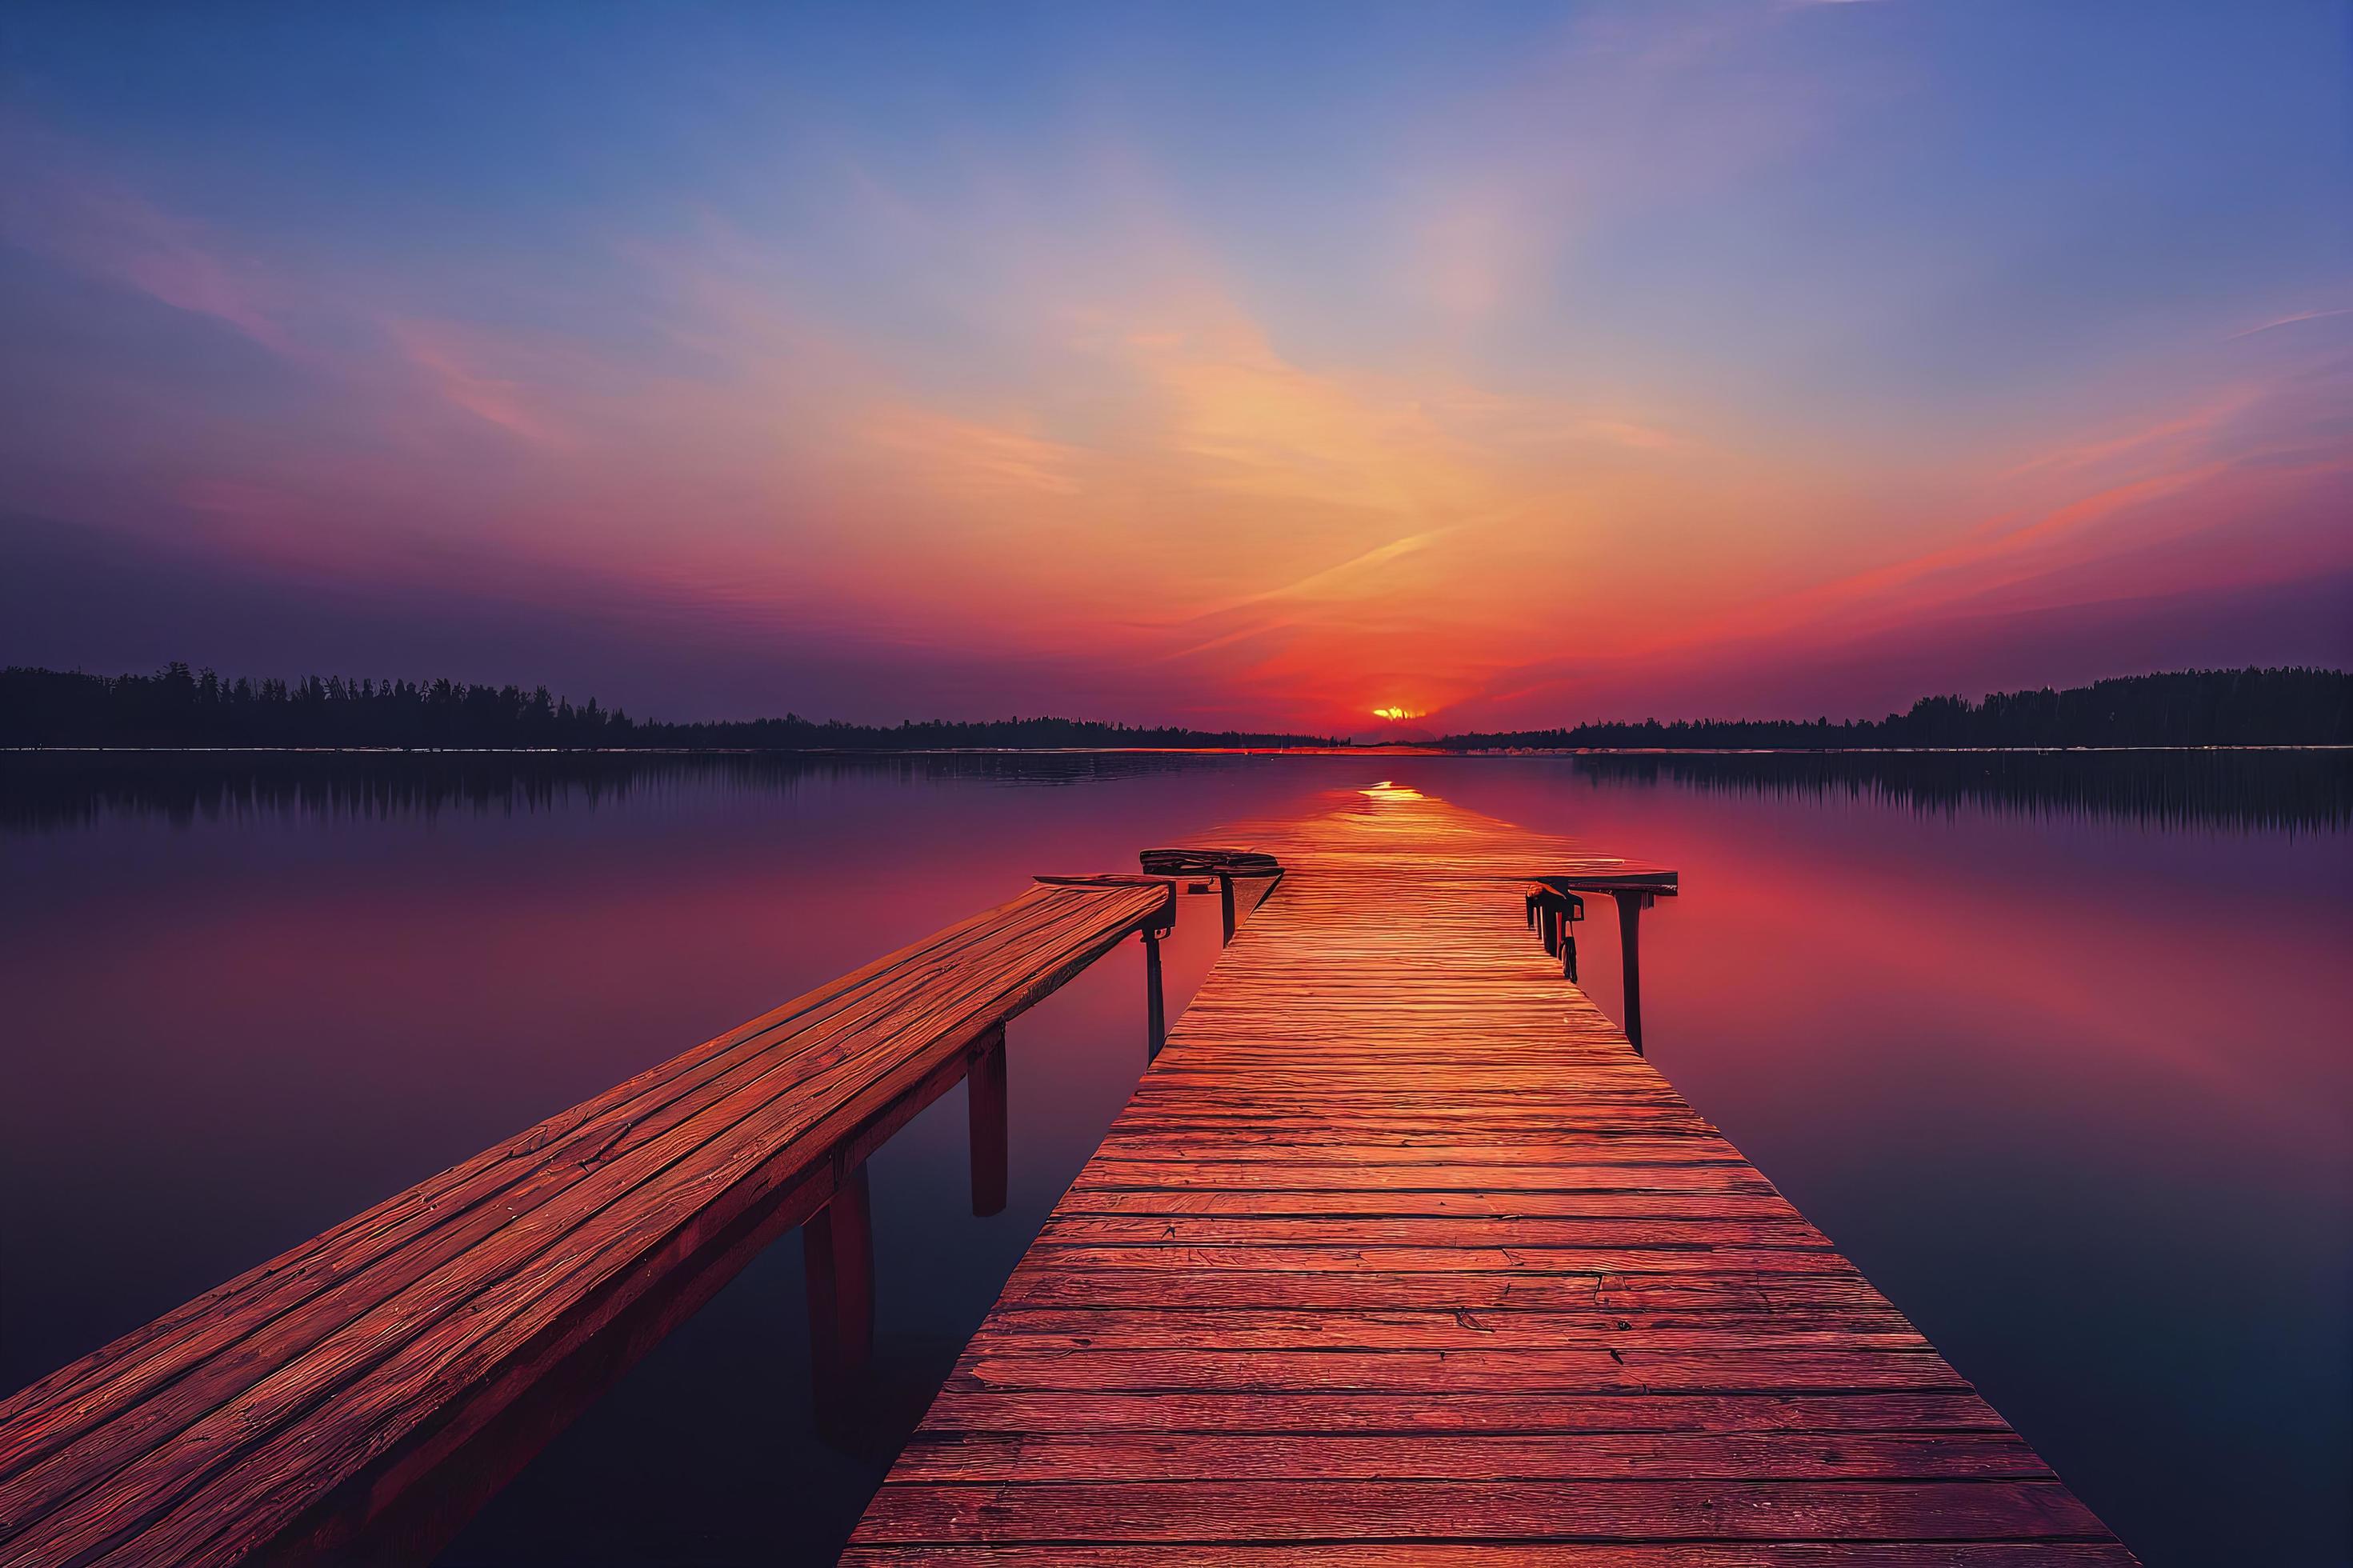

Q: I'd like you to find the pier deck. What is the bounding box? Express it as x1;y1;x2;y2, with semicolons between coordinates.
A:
848;783;2132;1562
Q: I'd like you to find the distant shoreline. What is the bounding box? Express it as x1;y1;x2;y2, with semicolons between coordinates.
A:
8;745;2351;758
8;666;2346;750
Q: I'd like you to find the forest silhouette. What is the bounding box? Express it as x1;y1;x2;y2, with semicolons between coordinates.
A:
1441;667;2350;750
0;665;1336;750
1;662;2345;751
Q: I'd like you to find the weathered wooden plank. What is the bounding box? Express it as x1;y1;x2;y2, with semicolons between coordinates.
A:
1034;1215;1836;1248
842;1546;2141;1566
946;1347;1970;1394
1053;1189;1808;1218
1082;1142;1764;1166
992;1270;1894;1314
1070;1160;1775;1192
886;1430;2050;1481
854;1478;2110;1542
1016;1246;1867;1274
907;1390;2022;1436
970;1309;1931;1351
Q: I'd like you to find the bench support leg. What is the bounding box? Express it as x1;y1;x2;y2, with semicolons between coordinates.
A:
1143;926;1167;1061
1612;890;1646;1054
968;1026;1007;1218
802;1162;874;1433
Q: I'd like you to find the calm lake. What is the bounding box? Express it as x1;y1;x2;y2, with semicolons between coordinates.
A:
2;750;2346;1566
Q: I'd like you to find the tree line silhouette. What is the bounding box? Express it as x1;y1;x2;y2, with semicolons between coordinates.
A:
1438;668;2351;750
2;662;2344;751
0;664;1337;750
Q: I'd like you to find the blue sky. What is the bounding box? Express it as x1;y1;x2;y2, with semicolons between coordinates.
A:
3;2;2347;725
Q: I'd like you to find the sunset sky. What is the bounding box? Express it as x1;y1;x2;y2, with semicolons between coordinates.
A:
3;2;2347;732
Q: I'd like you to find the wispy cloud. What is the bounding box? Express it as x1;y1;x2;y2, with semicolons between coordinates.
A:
855;405;1089;496
387;320;578;446
2230;306;2351;340
0;122;294;354
1997;391;2255;480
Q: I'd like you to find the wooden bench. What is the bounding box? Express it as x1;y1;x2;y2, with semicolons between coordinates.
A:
0;877;1174;1566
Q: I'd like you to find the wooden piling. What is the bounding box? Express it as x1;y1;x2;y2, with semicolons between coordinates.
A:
1614;888;1647;1054
1142;927;1167;1061
802;1162;876;1421
967;1026;1008;1218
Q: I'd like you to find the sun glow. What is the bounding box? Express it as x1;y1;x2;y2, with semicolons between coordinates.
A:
1371;706;1426;722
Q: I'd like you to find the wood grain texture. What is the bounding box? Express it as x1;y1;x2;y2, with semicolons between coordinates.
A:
0;880;1172;1567
850;784;2132;1562
842;1550;2139;1568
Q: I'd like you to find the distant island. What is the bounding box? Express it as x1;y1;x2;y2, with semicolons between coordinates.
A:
2;663;2346;751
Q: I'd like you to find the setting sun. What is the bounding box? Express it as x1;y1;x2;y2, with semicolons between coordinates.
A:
1371;706;1427;722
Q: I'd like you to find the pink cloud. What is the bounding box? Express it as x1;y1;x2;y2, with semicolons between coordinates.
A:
0;129;294;354
386;320;578;446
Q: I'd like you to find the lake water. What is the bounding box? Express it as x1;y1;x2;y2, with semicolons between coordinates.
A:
2;751;2346;1566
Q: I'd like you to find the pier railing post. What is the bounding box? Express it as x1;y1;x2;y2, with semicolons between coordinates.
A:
1218;872;1237;946
802;1160;875;1434
968;1024;1008;1218
1612;890;1648;1054
1142;924;1168;1061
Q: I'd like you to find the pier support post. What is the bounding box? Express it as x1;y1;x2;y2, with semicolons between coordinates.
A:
968;1025;1007;1218
1612;890;1649;1054
802;1161;874;1432
1142;925;1168;1061
1218;872;1237;946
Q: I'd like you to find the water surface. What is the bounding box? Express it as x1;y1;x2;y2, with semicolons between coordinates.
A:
1;751;2344;1566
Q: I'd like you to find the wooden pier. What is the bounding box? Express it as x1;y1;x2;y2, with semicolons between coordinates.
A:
847;783;2133;1562
0;781;2132;1563
0;879;1174;1565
